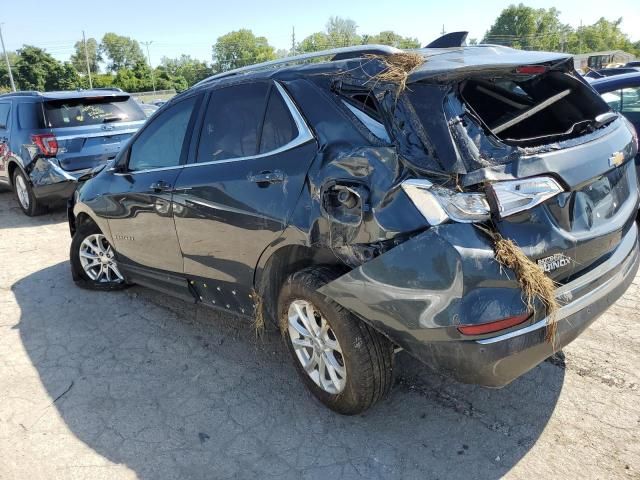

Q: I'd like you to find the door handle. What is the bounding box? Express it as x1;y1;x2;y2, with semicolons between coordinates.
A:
248;170;285;185
149;180;173;192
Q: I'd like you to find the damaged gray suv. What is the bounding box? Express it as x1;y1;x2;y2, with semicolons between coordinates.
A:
68;36;639;414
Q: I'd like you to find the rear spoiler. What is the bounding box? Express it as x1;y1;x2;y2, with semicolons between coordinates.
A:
425;31;468;48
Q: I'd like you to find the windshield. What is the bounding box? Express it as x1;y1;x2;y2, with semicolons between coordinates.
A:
44;96;145;128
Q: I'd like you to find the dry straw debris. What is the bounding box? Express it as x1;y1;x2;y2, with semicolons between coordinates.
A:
477;225;559;346
250;289;265;337
364;52;425;94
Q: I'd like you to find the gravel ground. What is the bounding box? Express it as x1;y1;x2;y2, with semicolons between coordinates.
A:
0;189;638;480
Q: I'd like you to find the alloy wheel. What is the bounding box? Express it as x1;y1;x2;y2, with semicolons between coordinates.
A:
288;299;346;394
15;174;29;210
79;234;124;283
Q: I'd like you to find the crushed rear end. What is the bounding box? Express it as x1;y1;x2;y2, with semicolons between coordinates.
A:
316;47;639;386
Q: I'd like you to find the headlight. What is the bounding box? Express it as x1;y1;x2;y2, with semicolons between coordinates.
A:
487;177;563;219
402;176;564;225
401;179;490;224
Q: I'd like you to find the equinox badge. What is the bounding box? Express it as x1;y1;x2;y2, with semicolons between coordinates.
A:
537;253;572;273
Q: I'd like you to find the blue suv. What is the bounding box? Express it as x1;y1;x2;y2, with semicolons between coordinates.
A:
0;89;145;215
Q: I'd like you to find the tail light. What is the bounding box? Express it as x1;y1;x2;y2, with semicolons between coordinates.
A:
516;65;548;75
458;312;531;336
31;133;58;157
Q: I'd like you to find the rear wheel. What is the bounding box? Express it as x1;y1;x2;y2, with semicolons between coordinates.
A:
70;222;127;290
278;266;394;415
13;169;44;216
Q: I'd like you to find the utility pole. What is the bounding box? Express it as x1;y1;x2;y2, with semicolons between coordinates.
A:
291;26;296;56
441;24;446;35
141;41;156;94
82;30;93;89
0;24;16;92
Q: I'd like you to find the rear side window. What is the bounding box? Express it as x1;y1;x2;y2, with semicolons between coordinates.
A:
128;96;197;172
197;83;269;162
43;96;145;128
18;103;45;129
259;87;298;153
0;103;10;129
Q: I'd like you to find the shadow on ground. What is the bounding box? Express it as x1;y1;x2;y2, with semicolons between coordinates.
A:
13;262;565;479
0;192;67;228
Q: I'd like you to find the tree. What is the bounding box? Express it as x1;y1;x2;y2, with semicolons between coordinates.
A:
70;37;101;74
14;46;61;90
566;17;637;54
0;51;18;91
365;31;420;49
100;33;145;72
160;55;211;86
212;29;276;72
482;4;570;51
298;32;331;53
326;16;361;47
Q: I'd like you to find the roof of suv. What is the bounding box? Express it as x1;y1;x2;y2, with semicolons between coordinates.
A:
191;44;572;92
0;89;129;101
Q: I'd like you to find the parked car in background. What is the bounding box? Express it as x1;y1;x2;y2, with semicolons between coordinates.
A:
584;67;640;80
625;61;640;68
137;102;160;118
591;72;640;153
0;89;146;215
68;43;638;414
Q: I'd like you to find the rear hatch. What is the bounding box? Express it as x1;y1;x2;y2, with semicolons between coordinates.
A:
42;94;145;171
403;51;639;285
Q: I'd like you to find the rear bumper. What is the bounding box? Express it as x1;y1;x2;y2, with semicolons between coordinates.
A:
415;223;639;386
320;221;639;387
29;158;105;203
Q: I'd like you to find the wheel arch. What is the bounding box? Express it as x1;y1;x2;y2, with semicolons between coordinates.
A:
254;241;347;326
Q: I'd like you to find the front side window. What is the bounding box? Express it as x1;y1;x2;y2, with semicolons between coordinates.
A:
601;89;622;112
197;83;269;163
128;96;197;172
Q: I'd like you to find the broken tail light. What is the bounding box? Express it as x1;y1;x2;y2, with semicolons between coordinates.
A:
401;179;490;224
31;133;58;157
487;177;564;219
458;312;531;336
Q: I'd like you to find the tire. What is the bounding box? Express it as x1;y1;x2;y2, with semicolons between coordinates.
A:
12;168;45;216
70;222;128;290
278;266;394;415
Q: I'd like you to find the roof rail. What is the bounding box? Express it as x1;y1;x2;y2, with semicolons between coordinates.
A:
195;44;402;88
0;90;41;98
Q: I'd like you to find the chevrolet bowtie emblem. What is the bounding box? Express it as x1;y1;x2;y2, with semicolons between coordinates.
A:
609;151;625;167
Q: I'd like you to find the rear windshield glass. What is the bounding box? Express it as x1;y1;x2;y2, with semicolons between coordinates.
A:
43;96;145;128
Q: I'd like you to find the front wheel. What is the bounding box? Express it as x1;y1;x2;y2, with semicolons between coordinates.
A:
278;267;394;415
70;223;127;290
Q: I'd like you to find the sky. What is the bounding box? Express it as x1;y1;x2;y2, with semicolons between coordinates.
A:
1;0;638;67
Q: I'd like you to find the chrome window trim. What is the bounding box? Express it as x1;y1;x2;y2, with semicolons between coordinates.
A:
117;82;315;175
341;100;390;142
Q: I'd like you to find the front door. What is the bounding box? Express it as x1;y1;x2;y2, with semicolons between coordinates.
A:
172;81;317;313
105;94;200;273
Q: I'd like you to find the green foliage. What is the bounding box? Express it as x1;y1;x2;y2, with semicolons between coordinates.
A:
325;16;361;47
212;29;276;72
483;4;571;51
298;32;332;53
566;18;638;54
14;46;81;91
70;38;101;74
364;31;420;49
160;55;211;86
100;33;146;72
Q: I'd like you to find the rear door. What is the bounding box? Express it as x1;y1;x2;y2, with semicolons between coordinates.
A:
104;94;200;274
42;95;145;172
172;81;316;313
